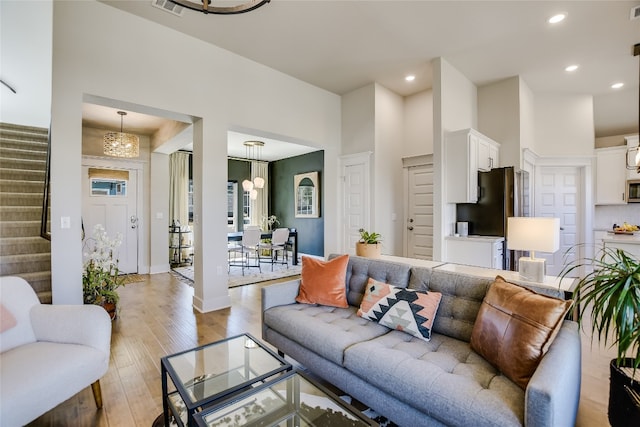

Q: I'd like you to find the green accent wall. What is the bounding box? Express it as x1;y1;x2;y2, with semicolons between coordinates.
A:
269;151;324;256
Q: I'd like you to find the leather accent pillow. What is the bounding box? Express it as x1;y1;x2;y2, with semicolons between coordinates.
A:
0;303;17;333
296;254;349;308
358;278;442;341
470;276;572;389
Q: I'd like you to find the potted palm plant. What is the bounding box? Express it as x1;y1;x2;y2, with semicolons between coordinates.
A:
82;224;125;319
559;245;640;426
355;228;382;258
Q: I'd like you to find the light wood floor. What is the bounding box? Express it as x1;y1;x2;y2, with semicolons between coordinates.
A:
27;273;614;427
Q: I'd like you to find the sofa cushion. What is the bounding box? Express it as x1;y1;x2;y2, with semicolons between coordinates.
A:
329;254;411;307
410;268;493;342
357;278;442;341
344;331;524;427
264;304;389;366
470;276;572;390
296;255;349;308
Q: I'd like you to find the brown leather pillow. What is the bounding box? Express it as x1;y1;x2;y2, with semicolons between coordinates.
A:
470;276;571;389
296;254;349;308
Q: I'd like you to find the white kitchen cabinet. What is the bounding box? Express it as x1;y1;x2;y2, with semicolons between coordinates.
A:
477;137;500;172
446;129;501;203
595;146;627;205
445;236;504;269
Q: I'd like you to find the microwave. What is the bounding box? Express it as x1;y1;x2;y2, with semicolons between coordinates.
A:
628;180;640;203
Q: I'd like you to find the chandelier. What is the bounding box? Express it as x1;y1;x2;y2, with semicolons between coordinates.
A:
103;111;139;158
242;140;265;200
169;0;270;15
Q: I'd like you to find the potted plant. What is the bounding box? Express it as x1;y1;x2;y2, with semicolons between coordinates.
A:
82;224;125;319
559;245;640;426
355;228;382;258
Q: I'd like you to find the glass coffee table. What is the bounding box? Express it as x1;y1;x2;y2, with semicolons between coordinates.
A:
161;333;291;427
193;370;379;427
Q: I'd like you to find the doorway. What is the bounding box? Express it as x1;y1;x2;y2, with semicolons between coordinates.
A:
82;164;139;274
339;152;371;254
403;155;434;259
534;165;582;276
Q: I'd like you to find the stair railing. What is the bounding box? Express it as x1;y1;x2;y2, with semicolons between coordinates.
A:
40;124;51;240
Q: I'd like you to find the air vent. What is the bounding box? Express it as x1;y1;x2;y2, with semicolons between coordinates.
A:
151;0;184;17
631;5;640;20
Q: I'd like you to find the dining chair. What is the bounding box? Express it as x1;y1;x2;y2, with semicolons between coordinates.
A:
259;227;290;271
237;228;262;275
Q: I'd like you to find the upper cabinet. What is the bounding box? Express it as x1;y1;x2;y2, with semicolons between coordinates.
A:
446;128;500;203
625;135;640;180
595;146;627;205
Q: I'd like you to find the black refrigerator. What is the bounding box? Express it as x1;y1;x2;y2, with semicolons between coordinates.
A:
456;166;529;270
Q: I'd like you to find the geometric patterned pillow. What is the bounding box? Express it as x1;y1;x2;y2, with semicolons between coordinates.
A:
357;278;442;342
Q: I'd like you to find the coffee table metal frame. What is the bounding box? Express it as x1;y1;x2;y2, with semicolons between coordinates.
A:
161;333;291;427
193;369;379;427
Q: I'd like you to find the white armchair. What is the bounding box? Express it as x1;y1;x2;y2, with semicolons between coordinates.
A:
0;276;112;427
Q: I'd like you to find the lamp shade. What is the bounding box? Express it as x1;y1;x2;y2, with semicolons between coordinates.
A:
253;176;265;189
507;217;560;253
242;179;254;191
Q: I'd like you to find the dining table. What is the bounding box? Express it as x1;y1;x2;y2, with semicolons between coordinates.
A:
227;228;299;265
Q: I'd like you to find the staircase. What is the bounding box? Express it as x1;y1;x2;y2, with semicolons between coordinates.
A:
0;122;52;303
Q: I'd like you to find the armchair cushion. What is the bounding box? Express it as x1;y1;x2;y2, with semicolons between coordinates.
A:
0;276;39;353
0;304;16;333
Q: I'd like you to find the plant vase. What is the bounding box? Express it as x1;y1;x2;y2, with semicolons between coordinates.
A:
102;302;117;320
355;242;381;258
609;358;640;426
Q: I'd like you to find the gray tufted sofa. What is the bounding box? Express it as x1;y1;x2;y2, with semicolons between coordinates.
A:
261;255;581;427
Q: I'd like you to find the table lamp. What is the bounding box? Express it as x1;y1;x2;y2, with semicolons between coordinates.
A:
507;217;560;282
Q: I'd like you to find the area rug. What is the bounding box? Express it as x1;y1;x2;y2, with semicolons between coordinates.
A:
120;274;147;284
172;262;301;288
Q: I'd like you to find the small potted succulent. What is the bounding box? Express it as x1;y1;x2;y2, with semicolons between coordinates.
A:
355;228;382;258
559;244;640;426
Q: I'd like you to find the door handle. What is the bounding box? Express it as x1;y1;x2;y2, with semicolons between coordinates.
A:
130;215;138;229
407;226;414;231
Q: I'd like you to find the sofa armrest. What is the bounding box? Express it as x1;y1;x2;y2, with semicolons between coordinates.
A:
30;304;112;355
261;279;300;340
525;320;581;427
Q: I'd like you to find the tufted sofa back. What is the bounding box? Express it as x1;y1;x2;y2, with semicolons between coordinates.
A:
329;254;411;307
409;268;493;342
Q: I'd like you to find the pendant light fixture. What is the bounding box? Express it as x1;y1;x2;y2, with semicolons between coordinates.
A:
170;0;270;15
242;140;265;197
103;111;139;158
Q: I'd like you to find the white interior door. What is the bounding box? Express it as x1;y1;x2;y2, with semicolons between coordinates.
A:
82;166;139;274
406;164;434;259
535;166;581;276
340;153;371;254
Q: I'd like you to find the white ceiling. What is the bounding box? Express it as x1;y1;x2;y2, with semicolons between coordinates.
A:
87;0;640;157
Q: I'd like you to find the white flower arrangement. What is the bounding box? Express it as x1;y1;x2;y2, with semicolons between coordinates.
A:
82;224;124;306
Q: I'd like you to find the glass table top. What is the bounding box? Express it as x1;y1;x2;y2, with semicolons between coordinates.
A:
163;334;289;406
195;370;378;427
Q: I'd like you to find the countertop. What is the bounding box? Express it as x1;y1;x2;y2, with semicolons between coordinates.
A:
602;232;640;245
445;235;504;243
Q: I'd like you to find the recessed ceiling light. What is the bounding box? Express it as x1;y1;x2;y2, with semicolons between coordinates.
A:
611;82;624;89
405;75;416;82
548;13;566;24
565;65;579;72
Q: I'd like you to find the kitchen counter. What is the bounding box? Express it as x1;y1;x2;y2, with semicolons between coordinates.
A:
602;232;640;244
445;235;504;243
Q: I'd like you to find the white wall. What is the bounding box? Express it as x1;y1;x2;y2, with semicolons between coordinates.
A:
404;89;433;157
341;85;375;155
50;1;341;310
519;79;535;157
0;0;52;128
534;94;594;156
149;152;170;274
478;77;520;168
433;58;477;260
374;84;404;255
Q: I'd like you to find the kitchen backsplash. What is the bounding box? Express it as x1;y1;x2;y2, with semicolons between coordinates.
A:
594;205;640;230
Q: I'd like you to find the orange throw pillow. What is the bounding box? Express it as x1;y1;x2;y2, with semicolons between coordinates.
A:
296;254;349;308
